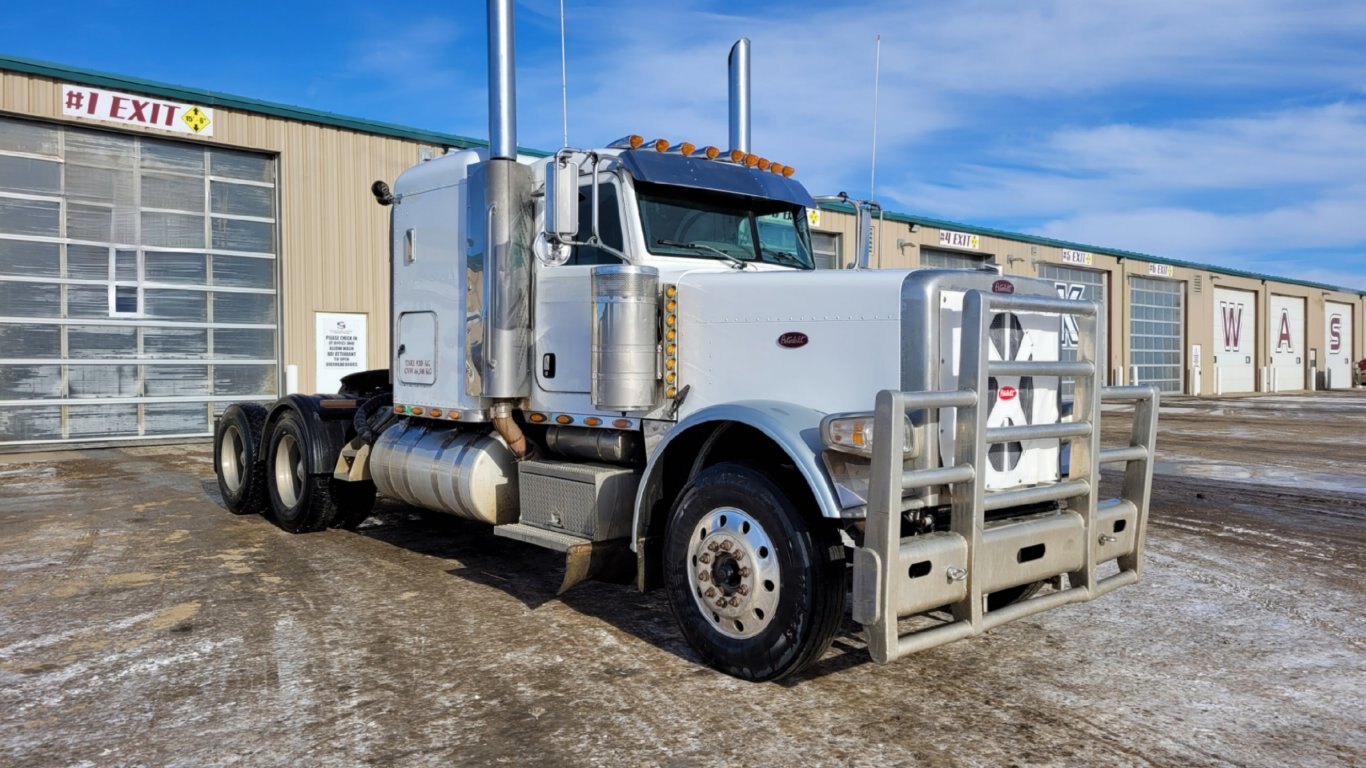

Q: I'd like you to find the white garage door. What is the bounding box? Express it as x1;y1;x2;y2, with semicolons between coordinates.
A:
1269;295;1305;391
1129;277;1184;393
1213;287;1255;393
1038;263;1107;400
1324;301;1354;389
0;116;279;446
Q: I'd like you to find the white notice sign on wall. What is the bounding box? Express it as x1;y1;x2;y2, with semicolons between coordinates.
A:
315;312;367;394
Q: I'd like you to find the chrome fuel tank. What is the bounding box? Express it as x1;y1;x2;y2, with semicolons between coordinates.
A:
370;421;519;524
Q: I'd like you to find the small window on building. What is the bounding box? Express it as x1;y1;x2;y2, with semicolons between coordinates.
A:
920;247;995;270
113;285;140;315
811;231;840;269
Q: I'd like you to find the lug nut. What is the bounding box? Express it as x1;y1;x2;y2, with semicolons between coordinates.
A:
733;550;743;560
729;596;741;607
698;570;710;582
715;598;728;608
705;587;717;598
737;585;750;596
699;552;712;564
738;567;750;578
720;540;733;551
707;541;720;552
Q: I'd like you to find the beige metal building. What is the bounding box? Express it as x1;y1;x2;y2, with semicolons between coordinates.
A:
1;55;1362;448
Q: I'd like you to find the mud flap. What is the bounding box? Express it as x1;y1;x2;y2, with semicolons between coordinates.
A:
560;539;635;594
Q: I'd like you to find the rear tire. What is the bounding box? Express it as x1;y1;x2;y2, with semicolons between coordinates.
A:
265;410;339;533
663;463;847;682
214;403;269;515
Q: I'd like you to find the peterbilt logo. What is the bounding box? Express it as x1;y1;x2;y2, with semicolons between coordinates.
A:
777;332;809;348
999;385;1018;401
992;279;1015;294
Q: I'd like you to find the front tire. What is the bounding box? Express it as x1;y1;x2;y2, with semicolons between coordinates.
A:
663;463;847;682
265;410;339;533
214;403;269;515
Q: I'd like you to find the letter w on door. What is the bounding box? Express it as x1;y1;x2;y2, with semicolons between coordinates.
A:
1221;302;1243;350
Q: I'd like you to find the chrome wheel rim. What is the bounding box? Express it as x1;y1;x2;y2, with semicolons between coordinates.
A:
273;433;304;508
685;507;781;639
219;424;245;494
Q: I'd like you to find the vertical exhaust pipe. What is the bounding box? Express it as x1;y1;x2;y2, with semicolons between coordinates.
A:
728;38;751;154
488;0;517;159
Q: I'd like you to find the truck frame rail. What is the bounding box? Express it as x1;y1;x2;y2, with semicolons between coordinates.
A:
853;290;1158;664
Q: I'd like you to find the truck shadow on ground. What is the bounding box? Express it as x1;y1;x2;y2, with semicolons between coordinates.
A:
350;497;875;683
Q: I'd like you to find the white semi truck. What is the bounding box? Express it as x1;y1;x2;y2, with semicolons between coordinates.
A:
212;0;1158;681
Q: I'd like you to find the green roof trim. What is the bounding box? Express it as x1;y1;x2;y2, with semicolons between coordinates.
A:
0;52;549;158
819;202;1365;297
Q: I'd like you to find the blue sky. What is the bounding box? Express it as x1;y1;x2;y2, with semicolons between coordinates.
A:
4;0;1365;289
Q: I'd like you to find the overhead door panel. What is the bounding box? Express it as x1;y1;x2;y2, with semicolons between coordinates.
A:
1129;277;1184;394
0;115;279;447
1269;295;1305;391
1324;301;1353;389
1213;287;1255;393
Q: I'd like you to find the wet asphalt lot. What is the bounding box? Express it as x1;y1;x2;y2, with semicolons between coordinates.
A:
1;392;1363;767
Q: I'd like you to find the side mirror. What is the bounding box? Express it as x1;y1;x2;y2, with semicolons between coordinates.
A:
545;157;580;242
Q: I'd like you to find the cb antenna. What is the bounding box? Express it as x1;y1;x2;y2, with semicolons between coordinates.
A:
559;0;569;146
869;34;881;202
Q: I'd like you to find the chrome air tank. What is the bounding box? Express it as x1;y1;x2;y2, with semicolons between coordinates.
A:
370;421;519;524
591;265;659;411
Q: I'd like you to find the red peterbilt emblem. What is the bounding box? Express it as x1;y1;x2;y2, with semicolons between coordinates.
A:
777;332;809;348
992;279;1015;294
999;385;1018;400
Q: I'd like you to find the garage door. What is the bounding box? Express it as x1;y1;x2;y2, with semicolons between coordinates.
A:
1269;295;1305;391
1213;287;1255;393
1324;301;1354;389
1038;263;1107;400
0;116;279;447
1129;277;1184;393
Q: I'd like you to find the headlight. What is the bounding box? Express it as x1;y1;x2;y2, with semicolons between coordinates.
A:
820;412;917;458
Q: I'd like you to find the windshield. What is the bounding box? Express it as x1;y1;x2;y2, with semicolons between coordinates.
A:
636;182;814;269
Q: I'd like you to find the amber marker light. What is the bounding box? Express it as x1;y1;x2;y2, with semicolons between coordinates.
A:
666;299;677;312
528;412;547;423
666;343;676;355
394;405;404;414
652;138;669;152
555;415;573;425
665;285;677;298
782;166;795;177
666;372;677;384
583;417;602;427
666;387;678;398
677;142;696;157
665;314;676;327
703;146;720;159
613;419;632;428
729;148;745;162
428;409;443;418
743;154;760;168
411;407;424;416
666;328;677;341
756;158;771;171
770;163;785;175
628;134;644;148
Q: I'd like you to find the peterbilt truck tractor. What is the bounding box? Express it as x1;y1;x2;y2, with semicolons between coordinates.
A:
213;0;1159;681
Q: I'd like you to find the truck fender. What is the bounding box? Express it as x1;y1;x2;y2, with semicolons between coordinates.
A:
631;400;841;584
259;394;361;477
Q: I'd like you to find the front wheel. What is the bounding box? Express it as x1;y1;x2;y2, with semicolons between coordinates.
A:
663;463;847;682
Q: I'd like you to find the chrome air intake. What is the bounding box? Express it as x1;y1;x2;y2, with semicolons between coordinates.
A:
592;265;660;411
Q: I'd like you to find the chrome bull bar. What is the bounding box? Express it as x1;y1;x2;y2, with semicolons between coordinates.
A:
854;290;1159;664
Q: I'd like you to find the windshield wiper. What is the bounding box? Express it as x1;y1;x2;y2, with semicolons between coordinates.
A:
760;247;810;269
655;239;748;271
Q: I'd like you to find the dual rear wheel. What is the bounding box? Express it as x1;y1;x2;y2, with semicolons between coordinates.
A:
213;404;375;531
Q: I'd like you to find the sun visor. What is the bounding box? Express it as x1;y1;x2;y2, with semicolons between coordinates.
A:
618;150;816;208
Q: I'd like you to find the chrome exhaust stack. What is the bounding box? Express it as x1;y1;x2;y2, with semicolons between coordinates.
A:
487;0;518;160
728;38;751;154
